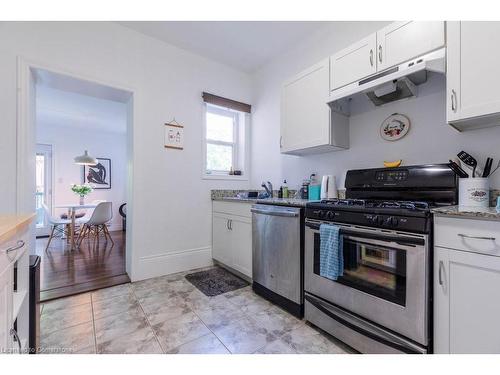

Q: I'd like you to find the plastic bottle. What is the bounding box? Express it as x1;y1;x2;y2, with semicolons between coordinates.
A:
282;180;289;198
308;174;321;200
301;179;310;199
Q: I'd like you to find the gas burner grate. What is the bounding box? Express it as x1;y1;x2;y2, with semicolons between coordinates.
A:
320;199;366;206
365;200;430;210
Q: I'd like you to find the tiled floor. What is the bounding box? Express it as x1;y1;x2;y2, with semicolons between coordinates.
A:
40;266;352;354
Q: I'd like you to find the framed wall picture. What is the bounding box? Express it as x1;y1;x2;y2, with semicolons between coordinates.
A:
164;120;184;150
83;158;111;189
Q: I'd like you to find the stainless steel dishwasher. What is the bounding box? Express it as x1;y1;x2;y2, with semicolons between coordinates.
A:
251;204;304;318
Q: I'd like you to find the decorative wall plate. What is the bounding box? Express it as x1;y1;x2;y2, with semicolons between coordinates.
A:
380;113;410;141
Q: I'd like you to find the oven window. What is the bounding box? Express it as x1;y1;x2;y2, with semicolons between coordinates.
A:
313;233;406;306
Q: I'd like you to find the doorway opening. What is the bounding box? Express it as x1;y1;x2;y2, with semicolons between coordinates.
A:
31;68;133;301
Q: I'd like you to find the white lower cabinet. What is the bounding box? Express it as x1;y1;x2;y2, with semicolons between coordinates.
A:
434;216;500;353
229;216;252;278
212;214;233;267
212;202;252;279
0;217;32;354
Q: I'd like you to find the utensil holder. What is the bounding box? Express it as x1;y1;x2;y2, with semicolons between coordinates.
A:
459;177;490;207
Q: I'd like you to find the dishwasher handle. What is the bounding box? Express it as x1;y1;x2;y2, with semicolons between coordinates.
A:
251;207;299;217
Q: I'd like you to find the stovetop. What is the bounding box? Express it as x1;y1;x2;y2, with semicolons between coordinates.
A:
309;199;432;212
304;164;458;233
305;199;437;233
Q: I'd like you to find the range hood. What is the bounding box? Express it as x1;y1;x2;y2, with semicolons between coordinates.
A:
327;48;446;112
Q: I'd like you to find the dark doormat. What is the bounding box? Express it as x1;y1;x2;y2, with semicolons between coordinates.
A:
185;267;249;297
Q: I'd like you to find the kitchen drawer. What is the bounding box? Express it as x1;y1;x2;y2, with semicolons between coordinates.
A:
434;216;500;256
0;226;29;275
212;201;252;218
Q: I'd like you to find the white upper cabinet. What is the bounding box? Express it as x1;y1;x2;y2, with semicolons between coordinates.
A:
281;58;349;155
376;21;445;71
330;33;377;90
330;21;444;93
447;21;500;131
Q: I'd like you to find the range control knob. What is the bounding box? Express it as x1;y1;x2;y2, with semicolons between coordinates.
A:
326;211;335;220
371;215;382;225
318;210;326;219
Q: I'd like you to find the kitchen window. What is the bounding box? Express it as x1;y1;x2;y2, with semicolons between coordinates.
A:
202;92;251;180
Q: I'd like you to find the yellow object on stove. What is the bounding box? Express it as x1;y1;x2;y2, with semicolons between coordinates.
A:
383;160;402;168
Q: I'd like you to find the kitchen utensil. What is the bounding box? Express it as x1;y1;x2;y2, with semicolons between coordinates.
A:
448;160;469;178
489;160;500;177
457;151;478;177
482;157;493;177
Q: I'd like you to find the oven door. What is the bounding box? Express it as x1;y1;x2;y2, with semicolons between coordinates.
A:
305;220;429;345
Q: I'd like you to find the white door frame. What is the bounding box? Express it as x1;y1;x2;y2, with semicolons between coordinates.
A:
35;143;54;237
17;56;136;278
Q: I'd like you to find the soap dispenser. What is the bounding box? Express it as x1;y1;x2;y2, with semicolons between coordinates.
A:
282;180;289;198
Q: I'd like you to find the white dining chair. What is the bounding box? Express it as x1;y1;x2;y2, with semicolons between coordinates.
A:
77;200;107;222
42;203;87;252
77;202;114;248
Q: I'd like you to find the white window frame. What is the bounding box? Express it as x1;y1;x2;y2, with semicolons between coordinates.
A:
202;103;249;180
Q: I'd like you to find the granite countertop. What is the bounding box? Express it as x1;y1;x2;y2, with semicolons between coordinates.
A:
432;205;500;221
214;196;312;207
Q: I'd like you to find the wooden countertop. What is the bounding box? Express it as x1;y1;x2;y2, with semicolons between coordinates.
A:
0;214;35;243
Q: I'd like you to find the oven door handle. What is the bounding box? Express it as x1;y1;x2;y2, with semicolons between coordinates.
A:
305;294;425;354
305;223;425;246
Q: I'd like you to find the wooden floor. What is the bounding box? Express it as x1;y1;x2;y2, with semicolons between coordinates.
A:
36;230;130;302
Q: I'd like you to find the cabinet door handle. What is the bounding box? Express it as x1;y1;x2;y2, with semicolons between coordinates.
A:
451;89;457;112
226;220;230;230
5;240;25;254
10;328;22;352
229;220;233;230
457;233;496;241
279;136;283;148
378;45;383;63
369;49;374;66
438;261;444;286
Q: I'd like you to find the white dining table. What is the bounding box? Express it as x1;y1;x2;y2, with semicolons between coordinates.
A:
54;203;98;250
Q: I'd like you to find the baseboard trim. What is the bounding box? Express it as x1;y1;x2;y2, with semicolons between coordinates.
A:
134;246;213;282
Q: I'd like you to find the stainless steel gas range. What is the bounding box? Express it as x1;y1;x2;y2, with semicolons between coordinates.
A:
304;164;458;354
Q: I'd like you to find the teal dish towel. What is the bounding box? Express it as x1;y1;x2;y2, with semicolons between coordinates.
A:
319;224;344;281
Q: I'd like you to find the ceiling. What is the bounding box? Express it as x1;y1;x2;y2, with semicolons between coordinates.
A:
118;21;331;73
35;68;128;134
36;85;127;134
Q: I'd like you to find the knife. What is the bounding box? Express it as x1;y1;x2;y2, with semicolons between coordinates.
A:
448;160;469;178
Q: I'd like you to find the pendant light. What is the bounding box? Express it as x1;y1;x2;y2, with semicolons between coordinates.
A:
74;150;98;165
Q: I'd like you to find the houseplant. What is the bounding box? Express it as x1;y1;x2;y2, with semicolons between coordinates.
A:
71;184;93;205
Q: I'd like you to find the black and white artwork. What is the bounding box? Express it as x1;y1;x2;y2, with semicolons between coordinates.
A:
83;158;111;189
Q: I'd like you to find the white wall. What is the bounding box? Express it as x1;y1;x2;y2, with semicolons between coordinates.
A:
250;22;500;191
0;22;252;281
37;122;127;231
